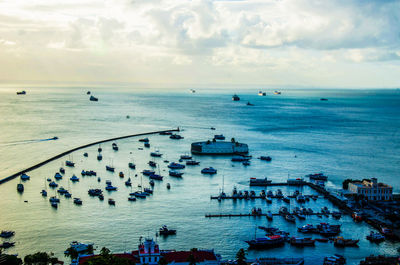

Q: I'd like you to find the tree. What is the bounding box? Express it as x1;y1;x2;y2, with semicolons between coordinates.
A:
158;257;168;265
83;247;135;265
24;251;59;265
0;253;22;265
64;247;79;260
187;254;196;265
235;249;246;265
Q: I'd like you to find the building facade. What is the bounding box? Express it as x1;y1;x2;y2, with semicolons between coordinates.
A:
348;178;393;201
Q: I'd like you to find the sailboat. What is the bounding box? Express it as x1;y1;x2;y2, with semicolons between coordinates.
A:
218;175;226;201
66;155;75;167
131;174;147;198
106;159;115;172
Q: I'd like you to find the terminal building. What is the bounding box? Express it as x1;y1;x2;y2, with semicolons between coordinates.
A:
348;178;393;201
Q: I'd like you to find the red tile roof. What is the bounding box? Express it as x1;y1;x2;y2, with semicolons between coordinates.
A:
162;250;217;263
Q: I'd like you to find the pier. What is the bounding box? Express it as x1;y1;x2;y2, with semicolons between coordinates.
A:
0;128;179;185
205;212;337;218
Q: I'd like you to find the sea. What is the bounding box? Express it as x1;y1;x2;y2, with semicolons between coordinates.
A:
0;87;399;264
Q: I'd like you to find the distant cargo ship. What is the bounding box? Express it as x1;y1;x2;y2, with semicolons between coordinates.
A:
191;140;248;155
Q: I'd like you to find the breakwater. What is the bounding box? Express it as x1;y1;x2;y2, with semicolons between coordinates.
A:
0;128;179;185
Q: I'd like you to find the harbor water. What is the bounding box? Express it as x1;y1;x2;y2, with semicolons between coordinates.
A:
0;87;399;264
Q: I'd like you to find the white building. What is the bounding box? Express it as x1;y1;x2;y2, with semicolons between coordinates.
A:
348;178;393;201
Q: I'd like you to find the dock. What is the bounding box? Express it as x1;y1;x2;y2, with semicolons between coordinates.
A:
210;195;315;200
0;128;179;185
205;212;337;218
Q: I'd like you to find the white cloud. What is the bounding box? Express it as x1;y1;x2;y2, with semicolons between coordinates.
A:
0;0;399;88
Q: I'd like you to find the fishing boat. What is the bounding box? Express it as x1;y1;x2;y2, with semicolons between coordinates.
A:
59;167;65;174
231;156;249;162
180;154;192;159
0;231;15;238
323;254;346;265
20;173;30;181
57;187;68;194
306;172;328;181
54;173;63;180
290;237;315;247
73;198;83;205
366;231;385;243
98;194;104;200
128;162;136;169
169;171;183;177
148;161;157;167
132;191;147;198
142;169;155;176
285;214;296;223
128;196;137;201
0;242;15;249
88;189;103;196
170;134;184;139
186;160;200;165
159;225;176;236
112;143;118;151
49;196;60;203
65;192;72;198
89;95;98;101
166;183;171;189
143;188;153;194
266;211;273;220
41;189;47;197
201;167;217;174
168;162;185;169
49;181;58;188
232;94;240;101
105;184;117;191
70;175;79;182
65;161;75;167
151;150;163;157
138;138;149;142
213;134;225;140
17;183;24;192
144;142;150;148
332;211;342;219
333;237;359;247
296;194;306;203
65;241;94;253
108;198;115;205
119;171;124;178
16;90;26;95
98;145;102;152
298;224;318;234
159;131;173;135
245;235;285;249
125;178;132;186
283;197;290;203
265;197;272;203
83;152;88;157
149;173;163;180
106;165;115;172
246;102;254;106
149;180;155;186
259;156;272;161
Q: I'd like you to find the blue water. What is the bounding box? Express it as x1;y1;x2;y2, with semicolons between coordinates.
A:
0;88;399;264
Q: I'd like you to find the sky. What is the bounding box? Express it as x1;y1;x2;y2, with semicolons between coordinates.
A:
0;0;399;89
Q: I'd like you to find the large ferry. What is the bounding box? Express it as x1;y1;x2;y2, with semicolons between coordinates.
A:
191;140;248;155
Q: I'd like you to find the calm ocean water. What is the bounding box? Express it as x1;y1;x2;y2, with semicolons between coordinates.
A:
0;87;399;264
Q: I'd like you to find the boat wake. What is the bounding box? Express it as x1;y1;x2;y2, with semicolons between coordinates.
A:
0;137;58;146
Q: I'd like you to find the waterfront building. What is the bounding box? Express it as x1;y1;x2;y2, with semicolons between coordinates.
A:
78;238;220;265
348;178;393;201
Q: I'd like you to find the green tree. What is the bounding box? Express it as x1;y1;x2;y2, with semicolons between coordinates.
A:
235;249;246;265
84;247;135;265
64;247;79;260
187;254;196;265
0;253;22;265
158;257;168;265
24;251;59;265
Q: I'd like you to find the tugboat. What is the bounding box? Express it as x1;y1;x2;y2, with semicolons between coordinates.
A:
201;167;217;174
245;235;285;249
366;231;385;243
159;225;176;236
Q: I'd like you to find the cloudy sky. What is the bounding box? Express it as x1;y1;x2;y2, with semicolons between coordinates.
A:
0;0;399;88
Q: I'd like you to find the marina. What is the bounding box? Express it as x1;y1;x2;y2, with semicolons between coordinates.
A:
0;89;399;265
